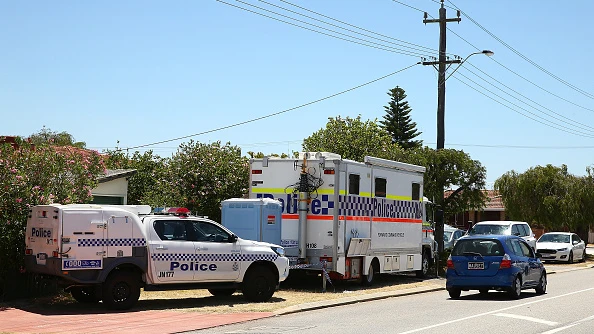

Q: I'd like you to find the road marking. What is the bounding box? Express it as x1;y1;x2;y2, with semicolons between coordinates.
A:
397;287;594;334
493;313;558;326
539;314;594;334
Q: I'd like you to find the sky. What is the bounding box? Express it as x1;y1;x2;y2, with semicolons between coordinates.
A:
2;0;593;187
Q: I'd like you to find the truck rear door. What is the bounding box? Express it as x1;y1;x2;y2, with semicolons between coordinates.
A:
26;206;61;266
61;209;106;270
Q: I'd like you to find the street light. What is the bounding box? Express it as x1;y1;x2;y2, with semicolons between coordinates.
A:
442;50;494;83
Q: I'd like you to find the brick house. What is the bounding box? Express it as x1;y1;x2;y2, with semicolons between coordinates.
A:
445;190;506;231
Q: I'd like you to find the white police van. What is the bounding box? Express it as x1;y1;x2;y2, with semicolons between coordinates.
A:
24;204;289;310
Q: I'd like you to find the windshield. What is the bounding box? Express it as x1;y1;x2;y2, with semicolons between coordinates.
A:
452;239;504;256
468;224;509;235
444;231;453;241
538;234;570;243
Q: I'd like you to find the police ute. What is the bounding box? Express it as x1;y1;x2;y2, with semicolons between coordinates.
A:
247;152;434;285
24;205;289;310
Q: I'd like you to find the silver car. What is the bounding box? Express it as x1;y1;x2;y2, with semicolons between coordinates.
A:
536;232;586;263
444;225;465;251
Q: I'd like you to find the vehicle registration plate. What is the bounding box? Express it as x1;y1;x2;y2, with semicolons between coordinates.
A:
468;262;484;270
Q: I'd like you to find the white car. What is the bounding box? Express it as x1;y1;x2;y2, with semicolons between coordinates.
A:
536;232;587;263
465;221;537;250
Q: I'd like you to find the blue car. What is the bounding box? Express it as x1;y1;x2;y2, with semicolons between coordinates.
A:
446;235;547;299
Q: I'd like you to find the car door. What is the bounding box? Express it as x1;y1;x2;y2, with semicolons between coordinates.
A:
509;239;530;284
572;234;585;260
519;240;541;284
191;219;241;281
149;220;197;283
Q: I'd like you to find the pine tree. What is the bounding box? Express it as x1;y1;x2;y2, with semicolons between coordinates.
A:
380;86;422;150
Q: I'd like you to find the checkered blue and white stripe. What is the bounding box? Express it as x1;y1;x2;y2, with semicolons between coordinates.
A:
78;238;146;247
338;195;373;217
151;253;278;262
338;195;422;219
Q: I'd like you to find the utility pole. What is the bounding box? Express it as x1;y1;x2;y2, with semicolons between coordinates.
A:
422;0;461;259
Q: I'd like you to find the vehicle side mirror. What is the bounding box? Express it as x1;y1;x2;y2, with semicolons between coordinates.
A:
535;252;542;259
573;240;579;245
229;234;238;243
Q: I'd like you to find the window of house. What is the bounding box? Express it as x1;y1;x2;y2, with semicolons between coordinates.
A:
375;178;386;197
412;183;421;201
349;174;360;195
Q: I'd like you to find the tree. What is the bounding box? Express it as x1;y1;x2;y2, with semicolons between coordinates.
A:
494;164;592;242
168;140;249;222
29;127;86;148
247;151;290;159
103;147;171;206
0;139;104;298
399;147;487;217
380;86;422;150
302;115;405;162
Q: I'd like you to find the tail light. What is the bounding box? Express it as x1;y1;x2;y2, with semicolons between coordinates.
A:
25;249;33;255
499;254;512;269
251;169;262;174
446;256;454;269
323;169;335;175
52;251;59;258
320;256;333;263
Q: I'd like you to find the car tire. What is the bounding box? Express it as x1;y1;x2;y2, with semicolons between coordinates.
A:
70;286;101;303
208;288;236;297
508;276;522;299
448;288;461;299
580;250;587;263
535;273;547;295
362;259;379;286
479;289;489;295
416;251;430;278
102;271;141;310
242;266;276;302
568;251;574;264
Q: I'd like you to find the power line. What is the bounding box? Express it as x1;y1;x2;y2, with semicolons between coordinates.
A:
278;0;442;54
442;15;594;114
460;63;594;133
391;0;426;13
452;74;594;139
447;0;594;100
218;0;430;58
124;62;421;151
255;0;435;56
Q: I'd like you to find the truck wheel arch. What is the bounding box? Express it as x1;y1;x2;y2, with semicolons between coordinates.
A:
241;261;279;283
98;261;145;284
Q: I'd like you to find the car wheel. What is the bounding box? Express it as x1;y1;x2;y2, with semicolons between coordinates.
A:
479;289;489;295
448;288;461;299
70;286;101;303
102;271;141;310
568;251;574;264
242;266;276;302
416;251;429;278
362;259;379;286
208;288;236;297
508;276;522;299
535;273;547;295
581;250;587;263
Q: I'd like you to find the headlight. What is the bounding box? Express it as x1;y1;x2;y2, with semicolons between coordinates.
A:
271;246;285;257
557;247;570;252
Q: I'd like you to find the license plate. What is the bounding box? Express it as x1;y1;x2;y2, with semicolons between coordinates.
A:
468;262;484;270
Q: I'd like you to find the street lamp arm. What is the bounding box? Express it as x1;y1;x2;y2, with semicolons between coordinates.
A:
441;50;494;84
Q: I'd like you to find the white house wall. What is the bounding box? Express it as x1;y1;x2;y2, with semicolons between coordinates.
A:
92;178;129;204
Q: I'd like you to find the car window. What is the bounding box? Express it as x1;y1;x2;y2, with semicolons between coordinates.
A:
154;220;190;241
511;224;521;236
444;231;453;241
452;239;503;256
191;221;231;242
539;234;569;243
453;231;463;240
518;224;531;237
468;224;508;235
572;234;581;244
507;239;524;257
518;241;534;257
